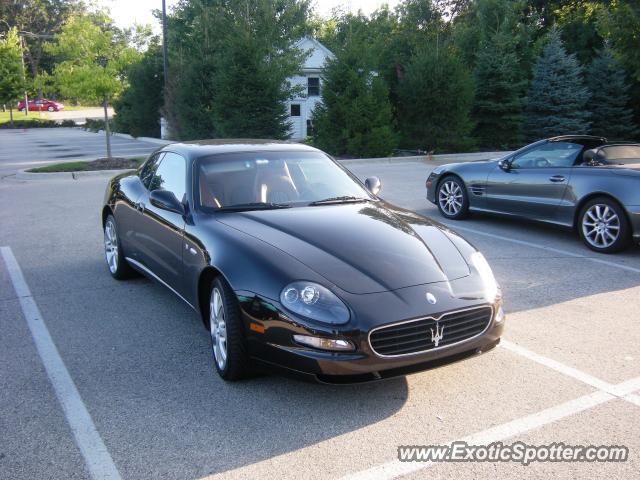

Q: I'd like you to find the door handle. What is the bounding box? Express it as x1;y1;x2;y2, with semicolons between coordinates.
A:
549;175;566;183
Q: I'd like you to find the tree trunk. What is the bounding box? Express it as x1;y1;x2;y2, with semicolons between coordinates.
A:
103;96;112;159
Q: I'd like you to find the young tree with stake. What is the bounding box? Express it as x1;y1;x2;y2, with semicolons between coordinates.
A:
46;16;139;158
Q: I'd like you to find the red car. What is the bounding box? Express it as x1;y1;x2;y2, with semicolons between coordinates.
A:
17;98;64;112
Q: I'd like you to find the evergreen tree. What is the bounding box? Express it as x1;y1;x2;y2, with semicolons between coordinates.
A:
587;47;639;140
165;0;309;140
113;43;163;138
525;28;591;139
397;46;474;152
312;42;398;158
473;32;527;149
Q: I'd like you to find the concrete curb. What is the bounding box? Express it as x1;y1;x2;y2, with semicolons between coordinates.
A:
15;150;512;181
16;168;136;181
107;131;172;146
340;151;510;165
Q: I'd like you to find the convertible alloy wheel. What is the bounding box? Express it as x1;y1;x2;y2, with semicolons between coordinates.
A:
437;177;469;219
210;287;228;371
208;277;252;381
579;198;630;253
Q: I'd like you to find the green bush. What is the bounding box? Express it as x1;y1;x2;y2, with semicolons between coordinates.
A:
0;118;57;129
113;44;163;138
83;118;113;132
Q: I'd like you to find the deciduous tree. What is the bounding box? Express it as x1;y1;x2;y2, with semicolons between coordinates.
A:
0;28;26;127
46;15;140;157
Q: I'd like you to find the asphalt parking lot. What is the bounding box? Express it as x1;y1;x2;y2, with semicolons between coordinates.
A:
1;146;639;479
0;128;160;176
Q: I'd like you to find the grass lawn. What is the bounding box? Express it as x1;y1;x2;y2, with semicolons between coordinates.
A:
28;157;145;173
0;110;51;125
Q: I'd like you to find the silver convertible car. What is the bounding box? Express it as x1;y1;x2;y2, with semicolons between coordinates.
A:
426;136;640;253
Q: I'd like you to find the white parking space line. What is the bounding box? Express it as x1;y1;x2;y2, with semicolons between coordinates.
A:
500;340;615;393
501;340;640;408
624;394;640;408
342;337;640;480
341;391;614;480
442;223;640;274
0;247;121;480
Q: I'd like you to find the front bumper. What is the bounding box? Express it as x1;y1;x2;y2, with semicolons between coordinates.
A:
238;288;504;383
425;172;439;204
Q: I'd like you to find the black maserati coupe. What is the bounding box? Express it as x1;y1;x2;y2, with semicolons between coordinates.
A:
426;136;640;253
102;140;504;382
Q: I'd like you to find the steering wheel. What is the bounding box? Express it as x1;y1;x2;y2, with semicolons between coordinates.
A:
533;157;551;168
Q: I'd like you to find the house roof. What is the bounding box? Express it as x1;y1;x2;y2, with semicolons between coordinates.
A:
296;36;334;70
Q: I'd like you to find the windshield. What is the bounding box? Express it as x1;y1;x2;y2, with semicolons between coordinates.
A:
196;150;373;211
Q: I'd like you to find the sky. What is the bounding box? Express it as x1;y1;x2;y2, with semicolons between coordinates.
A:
98;0;401;32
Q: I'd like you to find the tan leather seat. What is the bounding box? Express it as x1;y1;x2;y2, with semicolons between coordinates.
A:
253;161;298;203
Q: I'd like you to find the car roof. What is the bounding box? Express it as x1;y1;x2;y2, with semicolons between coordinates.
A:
160;139;321;159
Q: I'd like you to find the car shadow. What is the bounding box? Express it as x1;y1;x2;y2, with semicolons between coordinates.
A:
32;261;409;479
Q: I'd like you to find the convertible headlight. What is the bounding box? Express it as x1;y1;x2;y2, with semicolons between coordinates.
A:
280;281;350;325
470;252;499;302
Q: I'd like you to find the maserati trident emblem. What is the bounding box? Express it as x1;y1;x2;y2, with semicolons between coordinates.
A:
431;323;444;347
426;292;437;304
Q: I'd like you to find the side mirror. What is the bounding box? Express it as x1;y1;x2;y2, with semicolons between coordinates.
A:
149;189;185;215
365;176;382;195
499;158;512;171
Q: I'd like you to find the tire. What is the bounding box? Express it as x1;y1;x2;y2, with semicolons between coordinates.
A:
578;197;631;253
103;214;135;279
208;277;252;381
47;106;54;112
436;175;469;220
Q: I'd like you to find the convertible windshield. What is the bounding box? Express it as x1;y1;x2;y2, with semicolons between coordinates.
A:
197;151;373;211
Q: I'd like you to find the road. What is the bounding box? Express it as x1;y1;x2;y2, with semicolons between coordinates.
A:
0;128;160;176
1;155;639;479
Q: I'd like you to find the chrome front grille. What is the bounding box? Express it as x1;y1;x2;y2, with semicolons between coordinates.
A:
369;306;493;357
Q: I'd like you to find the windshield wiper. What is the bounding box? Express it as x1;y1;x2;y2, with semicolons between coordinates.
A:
216;202;291;212
309;195;371;206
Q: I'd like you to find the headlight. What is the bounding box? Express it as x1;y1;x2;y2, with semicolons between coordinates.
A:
470;252;498;302
280;281;350;325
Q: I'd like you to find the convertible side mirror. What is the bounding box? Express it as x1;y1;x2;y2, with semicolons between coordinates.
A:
150;189;185;215
365;176;382;195
498;158;512;171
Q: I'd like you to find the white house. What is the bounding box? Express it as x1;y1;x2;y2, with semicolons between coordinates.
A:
287;37;334;140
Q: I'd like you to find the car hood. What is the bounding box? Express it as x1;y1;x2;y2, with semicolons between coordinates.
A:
216;202;471;294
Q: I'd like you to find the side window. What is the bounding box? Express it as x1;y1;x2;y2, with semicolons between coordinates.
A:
149;152;187;202
511;142;583;169
307;77;320;96
140;153;164;188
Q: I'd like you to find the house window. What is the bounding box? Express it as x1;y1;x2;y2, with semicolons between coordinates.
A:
290;104;301;116
307;77;320;96
306;119;314;137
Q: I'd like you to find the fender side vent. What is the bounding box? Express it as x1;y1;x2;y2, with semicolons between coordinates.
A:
470;184;485;196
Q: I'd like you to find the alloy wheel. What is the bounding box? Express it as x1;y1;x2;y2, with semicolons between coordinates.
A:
104;220;119;274
581;204;620;249
210;288;228;370
438;180;463;216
